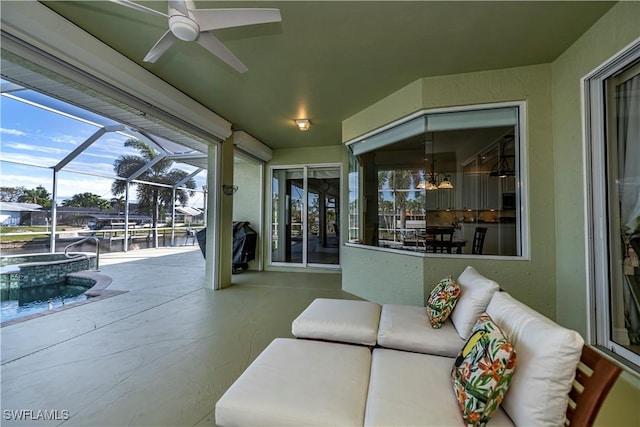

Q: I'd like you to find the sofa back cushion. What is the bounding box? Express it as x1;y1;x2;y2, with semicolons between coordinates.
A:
486;292;584;426
450;266;500;339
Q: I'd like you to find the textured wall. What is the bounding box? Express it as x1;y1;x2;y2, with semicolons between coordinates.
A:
342;245;425;305
552;0;640;337
342;64;556;318
550;3;640;425
233;162;263;271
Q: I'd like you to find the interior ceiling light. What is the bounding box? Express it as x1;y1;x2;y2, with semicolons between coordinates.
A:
490;136;516;178
418;133;453;191
295;119;311;131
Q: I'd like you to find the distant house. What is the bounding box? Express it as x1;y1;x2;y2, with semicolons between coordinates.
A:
0;202;44;226
55;206;151;228
172;206;203;225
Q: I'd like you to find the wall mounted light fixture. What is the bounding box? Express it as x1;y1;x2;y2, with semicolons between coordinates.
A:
295;119;311;131
222;184;238;195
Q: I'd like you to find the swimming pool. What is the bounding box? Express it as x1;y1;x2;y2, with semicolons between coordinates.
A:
0;253;97;290
0;253;104;324
1;279;92;322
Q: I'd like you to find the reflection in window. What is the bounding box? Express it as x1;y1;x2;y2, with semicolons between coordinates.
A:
590;56;640;369
271;166;340;266
347;104;524;257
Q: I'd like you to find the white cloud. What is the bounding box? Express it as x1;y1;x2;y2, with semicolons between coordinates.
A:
0;169;116;201
64;161;115;176
0;152;61;167
2;142;67;155
56;177;114;201
0;170;53;191
0;128;27;136
50;134;88;146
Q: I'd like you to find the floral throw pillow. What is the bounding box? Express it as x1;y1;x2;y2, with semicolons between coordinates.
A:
451;313;517;427
426;275;461;328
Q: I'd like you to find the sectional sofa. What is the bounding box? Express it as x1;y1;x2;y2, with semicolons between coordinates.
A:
215;266;620;426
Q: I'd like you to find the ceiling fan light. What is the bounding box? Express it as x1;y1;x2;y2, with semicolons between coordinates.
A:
169;15;200;41
295;119;311;131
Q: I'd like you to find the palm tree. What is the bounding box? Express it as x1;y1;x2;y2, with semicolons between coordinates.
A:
18;185;52;207
62;192;111;209
377;169;422;232
112;139;196;246
110;196;126;214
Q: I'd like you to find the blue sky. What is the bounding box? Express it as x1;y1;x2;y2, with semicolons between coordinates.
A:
0;85;207;208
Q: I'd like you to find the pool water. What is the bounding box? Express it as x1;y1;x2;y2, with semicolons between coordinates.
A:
1;282;91;323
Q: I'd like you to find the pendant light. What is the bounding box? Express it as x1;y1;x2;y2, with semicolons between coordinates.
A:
490;136;516;178
419;133;453;190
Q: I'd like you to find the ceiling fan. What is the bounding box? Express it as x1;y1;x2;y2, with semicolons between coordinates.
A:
109;0;282;73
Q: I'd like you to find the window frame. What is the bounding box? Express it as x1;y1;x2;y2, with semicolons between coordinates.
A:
345;101;529;260
583;37;640;371
268;163;343;269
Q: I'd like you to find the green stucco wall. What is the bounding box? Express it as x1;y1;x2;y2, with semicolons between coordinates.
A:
552;0;639;339
342;64;557;318
342;246;425;305
269;145;346;166
550;2;640;425
233;161;262;271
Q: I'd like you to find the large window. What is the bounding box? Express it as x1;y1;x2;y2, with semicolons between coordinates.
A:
586;40;640;371
347;103;525;257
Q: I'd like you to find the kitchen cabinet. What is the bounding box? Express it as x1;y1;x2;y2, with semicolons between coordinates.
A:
485;175;500;210
462;172;501;210
425;175;456;210
463;173;481;210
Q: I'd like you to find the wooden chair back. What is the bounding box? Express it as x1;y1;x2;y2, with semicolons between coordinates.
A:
565;345;621;426
472;227;488;254
425;227;455;253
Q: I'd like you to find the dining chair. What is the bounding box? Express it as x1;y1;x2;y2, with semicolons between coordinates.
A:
472;227;488;254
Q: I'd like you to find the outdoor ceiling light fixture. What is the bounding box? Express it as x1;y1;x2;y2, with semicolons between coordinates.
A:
222;184;238;195
295;119;311;131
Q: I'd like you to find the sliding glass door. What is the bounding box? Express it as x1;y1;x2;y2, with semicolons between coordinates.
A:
271;165;341;267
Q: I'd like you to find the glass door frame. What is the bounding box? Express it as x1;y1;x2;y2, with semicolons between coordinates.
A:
584;37;640;370
269;163;342;269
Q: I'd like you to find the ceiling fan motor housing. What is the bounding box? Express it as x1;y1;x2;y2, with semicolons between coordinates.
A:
169;14;200;41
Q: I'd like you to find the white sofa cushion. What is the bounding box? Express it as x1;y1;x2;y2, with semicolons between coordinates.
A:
365;348;515;426
377;304;465;356
291;298;381;345
486;292;585;427
215;338;372;426
450;266;500;339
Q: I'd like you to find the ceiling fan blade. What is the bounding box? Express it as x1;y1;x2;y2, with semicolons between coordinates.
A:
168;0;190;17
144;30;177;63
108;0;168;18
191;8;282;31
196;32;248;73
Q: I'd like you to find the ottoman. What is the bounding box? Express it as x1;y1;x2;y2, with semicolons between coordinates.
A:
291;298;382;346
215;338;372;426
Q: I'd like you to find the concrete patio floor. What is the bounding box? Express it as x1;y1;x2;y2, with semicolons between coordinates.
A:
1;246;353;426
